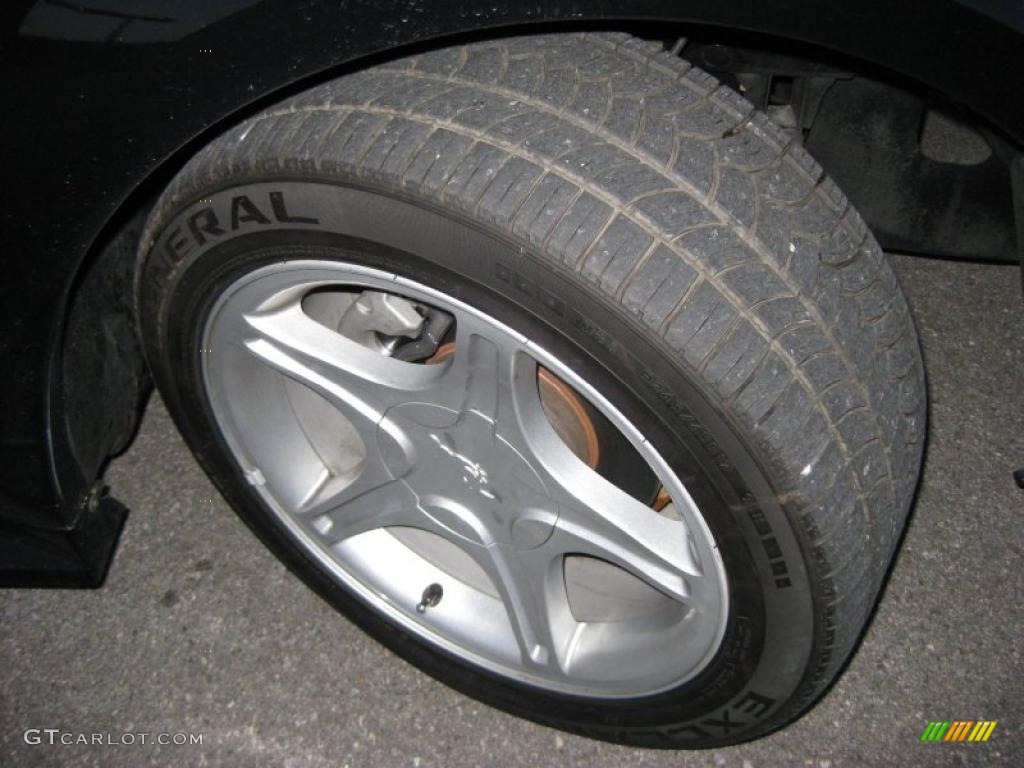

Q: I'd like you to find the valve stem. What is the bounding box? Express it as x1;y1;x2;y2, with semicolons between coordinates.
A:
416;583;444;613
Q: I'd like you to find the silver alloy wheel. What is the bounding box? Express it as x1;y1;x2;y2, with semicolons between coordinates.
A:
202;260;728;697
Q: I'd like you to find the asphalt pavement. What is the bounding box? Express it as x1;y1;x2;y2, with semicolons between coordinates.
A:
1;254;1022;767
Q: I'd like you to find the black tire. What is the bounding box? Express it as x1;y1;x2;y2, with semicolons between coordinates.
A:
135;32;925;747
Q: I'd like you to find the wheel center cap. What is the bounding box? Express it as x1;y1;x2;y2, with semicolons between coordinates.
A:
379;403;557;550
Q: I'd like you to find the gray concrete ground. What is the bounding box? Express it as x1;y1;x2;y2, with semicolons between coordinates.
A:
1;254;1022;767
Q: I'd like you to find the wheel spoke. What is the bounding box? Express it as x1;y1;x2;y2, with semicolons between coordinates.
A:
307;475;422;545
240;301;443;438
467;345;704;602
472;543;572;671
521;407;700;601
418;313;531;428
549;498;695;603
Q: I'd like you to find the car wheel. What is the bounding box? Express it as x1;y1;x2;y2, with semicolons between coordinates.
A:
134;32;925;747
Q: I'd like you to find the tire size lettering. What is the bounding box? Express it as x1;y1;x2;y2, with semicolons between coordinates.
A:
746;498;792;588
